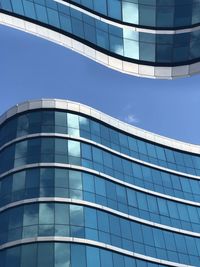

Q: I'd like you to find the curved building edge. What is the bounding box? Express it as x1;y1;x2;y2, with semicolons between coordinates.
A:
1;98;200;155
1;12;200;80
0;237;192;267
1;197;200;237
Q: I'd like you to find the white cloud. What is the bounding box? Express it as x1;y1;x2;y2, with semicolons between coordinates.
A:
124;114;139;124
121;104;139;125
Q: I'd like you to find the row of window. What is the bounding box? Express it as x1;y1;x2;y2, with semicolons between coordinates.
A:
1;136;200;203
1;0;200;63
0;242;170;267
5;0;200;28
1;110;200;176
71;0;200;28
1;167;200;232
0;202;200;265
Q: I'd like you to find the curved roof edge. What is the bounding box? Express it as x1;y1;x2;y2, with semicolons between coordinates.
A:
0;98;199;154
1;12;200;79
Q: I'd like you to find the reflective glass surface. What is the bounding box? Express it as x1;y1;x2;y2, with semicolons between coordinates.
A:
1;110;200;176
71;0;200;28
1;109;200;267
1;167;200;232
0;243;171;267
1;202;200;265
1;136;200;203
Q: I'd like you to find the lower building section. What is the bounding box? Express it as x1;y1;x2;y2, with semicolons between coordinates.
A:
1;100;200;266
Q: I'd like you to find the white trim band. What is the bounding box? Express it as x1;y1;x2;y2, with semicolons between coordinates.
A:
0;99;200;152
0;163;200;207
1;197;200;237
0;237;192;267
0;132;199;180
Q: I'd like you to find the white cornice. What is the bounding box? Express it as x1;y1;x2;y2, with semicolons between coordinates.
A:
0;99;200;154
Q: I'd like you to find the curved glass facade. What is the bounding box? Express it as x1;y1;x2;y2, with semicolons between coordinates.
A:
0;0;200;78
69;0;200;29
1;99;200;267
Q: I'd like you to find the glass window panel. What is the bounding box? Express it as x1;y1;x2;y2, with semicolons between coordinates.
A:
68;140;80;157
123;1;138;24
113;254;124;267
23;0;36;19
85;208;97;229
90;120;100;136
55;139;68;154
55;243;70;267
55;203;69;225
39;203;54;224
23;204;38;226
9;206;23;229
100;249;113;267
55;112;67;126
67;113;79;129
12;171;25;192
120;218;131;240
55;168;68;188
95;177;106;196
69;170;82;190
35;4;48;23
82;173;94;192
40;168;54;188
71;244;86;267
41;138;54;154
109;215;121;236
6;246;21;267
47;8;60;28
94;0;107;15
21;244;37;267
97;210;109;232
26;168;40;188
17;114;29;137
11;0;24;15
86;246;100;267
70;205;84;226
92;147;103;163
38;243;54;267
82;143;92;160
15;140;28;159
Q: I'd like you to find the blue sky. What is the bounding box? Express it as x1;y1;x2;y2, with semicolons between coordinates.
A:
1;24;200;144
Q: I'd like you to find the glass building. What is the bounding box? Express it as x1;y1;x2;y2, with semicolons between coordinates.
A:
1;0;200;79
1;99;200;266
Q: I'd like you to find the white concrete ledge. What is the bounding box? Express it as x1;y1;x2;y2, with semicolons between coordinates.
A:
0;197;200;237
0;236;194;267
0;163;199;207
0;99;200;153
0;133;200;180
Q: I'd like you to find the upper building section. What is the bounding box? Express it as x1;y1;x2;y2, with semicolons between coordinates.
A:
1;98;200;160
1;0;200;78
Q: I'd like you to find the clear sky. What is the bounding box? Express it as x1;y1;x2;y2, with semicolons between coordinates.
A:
1;24;200;144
